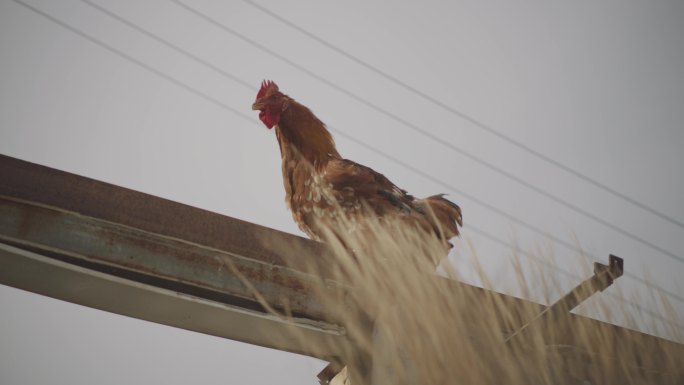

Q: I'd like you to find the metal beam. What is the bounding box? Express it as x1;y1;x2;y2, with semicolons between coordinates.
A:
0;154;353;360
0;197;353;359
0;196;339;324
1;154;683;379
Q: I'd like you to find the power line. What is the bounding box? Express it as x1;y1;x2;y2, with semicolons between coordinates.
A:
75;0;684;306
81;0;253;91
56;0;684;305
9;0;253;126
242;0;684;232
12;0;682;327
170;0;684;267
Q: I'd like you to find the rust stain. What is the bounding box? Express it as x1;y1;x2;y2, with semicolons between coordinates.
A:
88;222;317;312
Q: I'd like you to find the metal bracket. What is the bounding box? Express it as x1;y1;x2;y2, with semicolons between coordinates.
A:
505;255;624;344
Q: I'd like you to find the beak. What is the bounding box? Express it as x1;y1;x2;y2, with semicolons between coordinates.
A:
251;101;264;111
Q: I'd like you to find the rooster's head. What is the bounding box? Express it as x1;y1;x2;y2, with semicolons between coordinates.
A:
252;80;289;129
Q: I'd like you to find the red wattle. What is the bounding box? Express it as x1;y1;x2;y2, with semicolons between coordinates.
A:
259;110;278;129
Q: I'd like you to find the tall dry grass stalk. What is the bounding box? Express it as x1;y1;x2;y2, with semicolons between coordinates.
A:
254;203;683;385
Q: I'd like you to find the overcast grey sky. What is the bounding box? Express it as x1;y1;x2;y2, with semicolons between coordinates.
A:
1;0;683;384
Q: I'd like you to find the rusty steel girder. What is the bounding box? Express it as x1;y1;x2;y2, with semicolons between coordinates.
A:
0;154;351;360
1;154;683;383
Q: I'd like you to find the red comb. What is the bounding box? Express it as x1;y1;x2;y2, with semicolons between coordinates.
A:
256;80;279;100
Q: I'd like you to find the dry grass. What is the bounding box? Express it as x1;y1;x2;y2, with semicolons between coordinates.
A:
257;205;684;384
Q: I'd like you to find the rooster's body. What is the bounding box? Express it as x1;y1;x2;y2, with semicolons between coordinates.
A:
252;81;462;263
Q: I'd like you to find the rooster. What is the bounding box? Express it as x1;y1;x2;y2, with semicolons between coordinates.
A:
251;80;462;264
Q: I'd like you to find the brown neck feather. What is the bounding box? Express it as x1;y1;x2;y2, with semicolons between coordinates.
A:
275;99;340;165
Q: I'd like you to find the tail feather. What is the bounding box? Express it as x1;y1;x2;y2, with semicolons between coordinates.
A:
421;194;462;240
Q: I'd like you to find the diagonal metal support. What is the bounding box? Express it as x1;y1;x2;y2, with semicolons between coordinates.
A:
505;255;624;344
